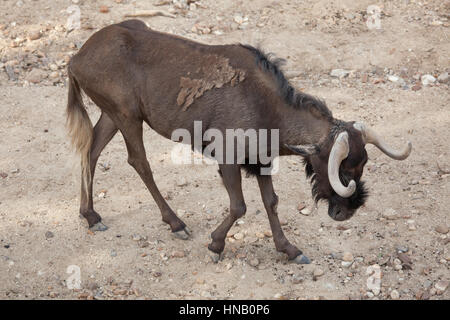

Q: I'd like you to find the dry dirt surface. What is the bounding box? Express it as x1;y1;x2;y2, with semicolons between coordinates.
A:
0;0;449;300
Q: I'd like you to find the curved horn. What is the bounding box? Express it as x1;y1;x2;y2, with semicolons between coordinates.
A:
328;132;356;198
353;122;412;160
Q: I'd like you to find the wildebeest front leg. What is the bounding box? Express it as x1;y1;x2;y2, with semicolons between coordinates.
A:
80;112;117;231
208;164;246;262
256;175;310;264
120;121;189;239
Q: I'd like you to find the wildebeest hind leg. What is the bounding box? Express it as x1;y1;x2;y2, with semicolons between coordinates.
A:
256;175;310;264
120;121;189;239
208;164;246;262
80;112;118;231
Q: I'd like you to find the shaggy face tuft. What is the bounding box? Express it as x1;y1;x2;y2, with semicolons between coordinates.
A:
301;125;369;221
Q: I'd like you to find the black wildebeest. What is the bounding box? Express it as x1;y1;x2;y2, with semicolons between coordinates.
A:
67;20;412;264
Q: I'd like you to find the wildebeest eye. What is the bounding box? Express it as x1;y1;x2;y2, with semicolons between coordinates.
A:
347;150;368;168
346;155;361;168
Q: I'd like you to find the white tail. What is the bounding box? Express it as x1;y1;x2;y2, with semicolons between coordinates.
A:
66;69;93;200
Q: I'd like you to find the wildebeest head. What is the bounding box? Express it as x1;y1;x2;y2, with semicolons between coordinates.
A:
286;121;412;221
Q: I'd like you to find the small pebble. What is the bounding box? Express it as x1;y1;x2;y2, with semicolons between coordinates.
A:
49;71;59;79
396;245;408;253
132;234;142;241
341;261;353;268
234;15;243;24
248;258;259;267
153;271;162;277
361;74;368;83
273;293;286;300
171;250;185;258
26;69;46;84
292;274;304;284
435;226;449;234
382;208;398;220
300;208;311;216
365;254;377;264
342;252;354;262
313;268;324;279
28;30;41;40
330;69;350;78
255;232;264;239
176;178;188;187
233;232;244;240
397;253;412;265
421;74;436;86
390;290;400;300
45;231;54;239
435;280;449;293
437;72;449;83
388;75;399;82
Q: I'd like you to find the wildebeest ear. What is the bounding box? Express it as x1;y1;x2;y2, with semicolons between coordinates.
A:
285;144;320;157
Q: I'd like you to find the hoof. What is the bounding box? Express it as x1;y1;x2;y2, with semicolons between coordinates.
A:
173;227;191;240
89;222;108;232
209;252;223;263
293;254;311;264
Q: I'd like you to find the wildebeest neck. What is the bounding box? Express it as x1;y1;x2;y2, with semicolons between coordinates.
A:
240;45;335;149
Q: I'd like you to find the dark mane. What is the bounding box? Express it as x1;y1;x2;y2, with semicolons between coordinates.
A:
240;44;333;120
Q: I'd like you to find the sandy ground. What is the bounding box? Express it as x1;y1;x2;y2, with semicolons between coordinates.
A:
0;0;449;300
